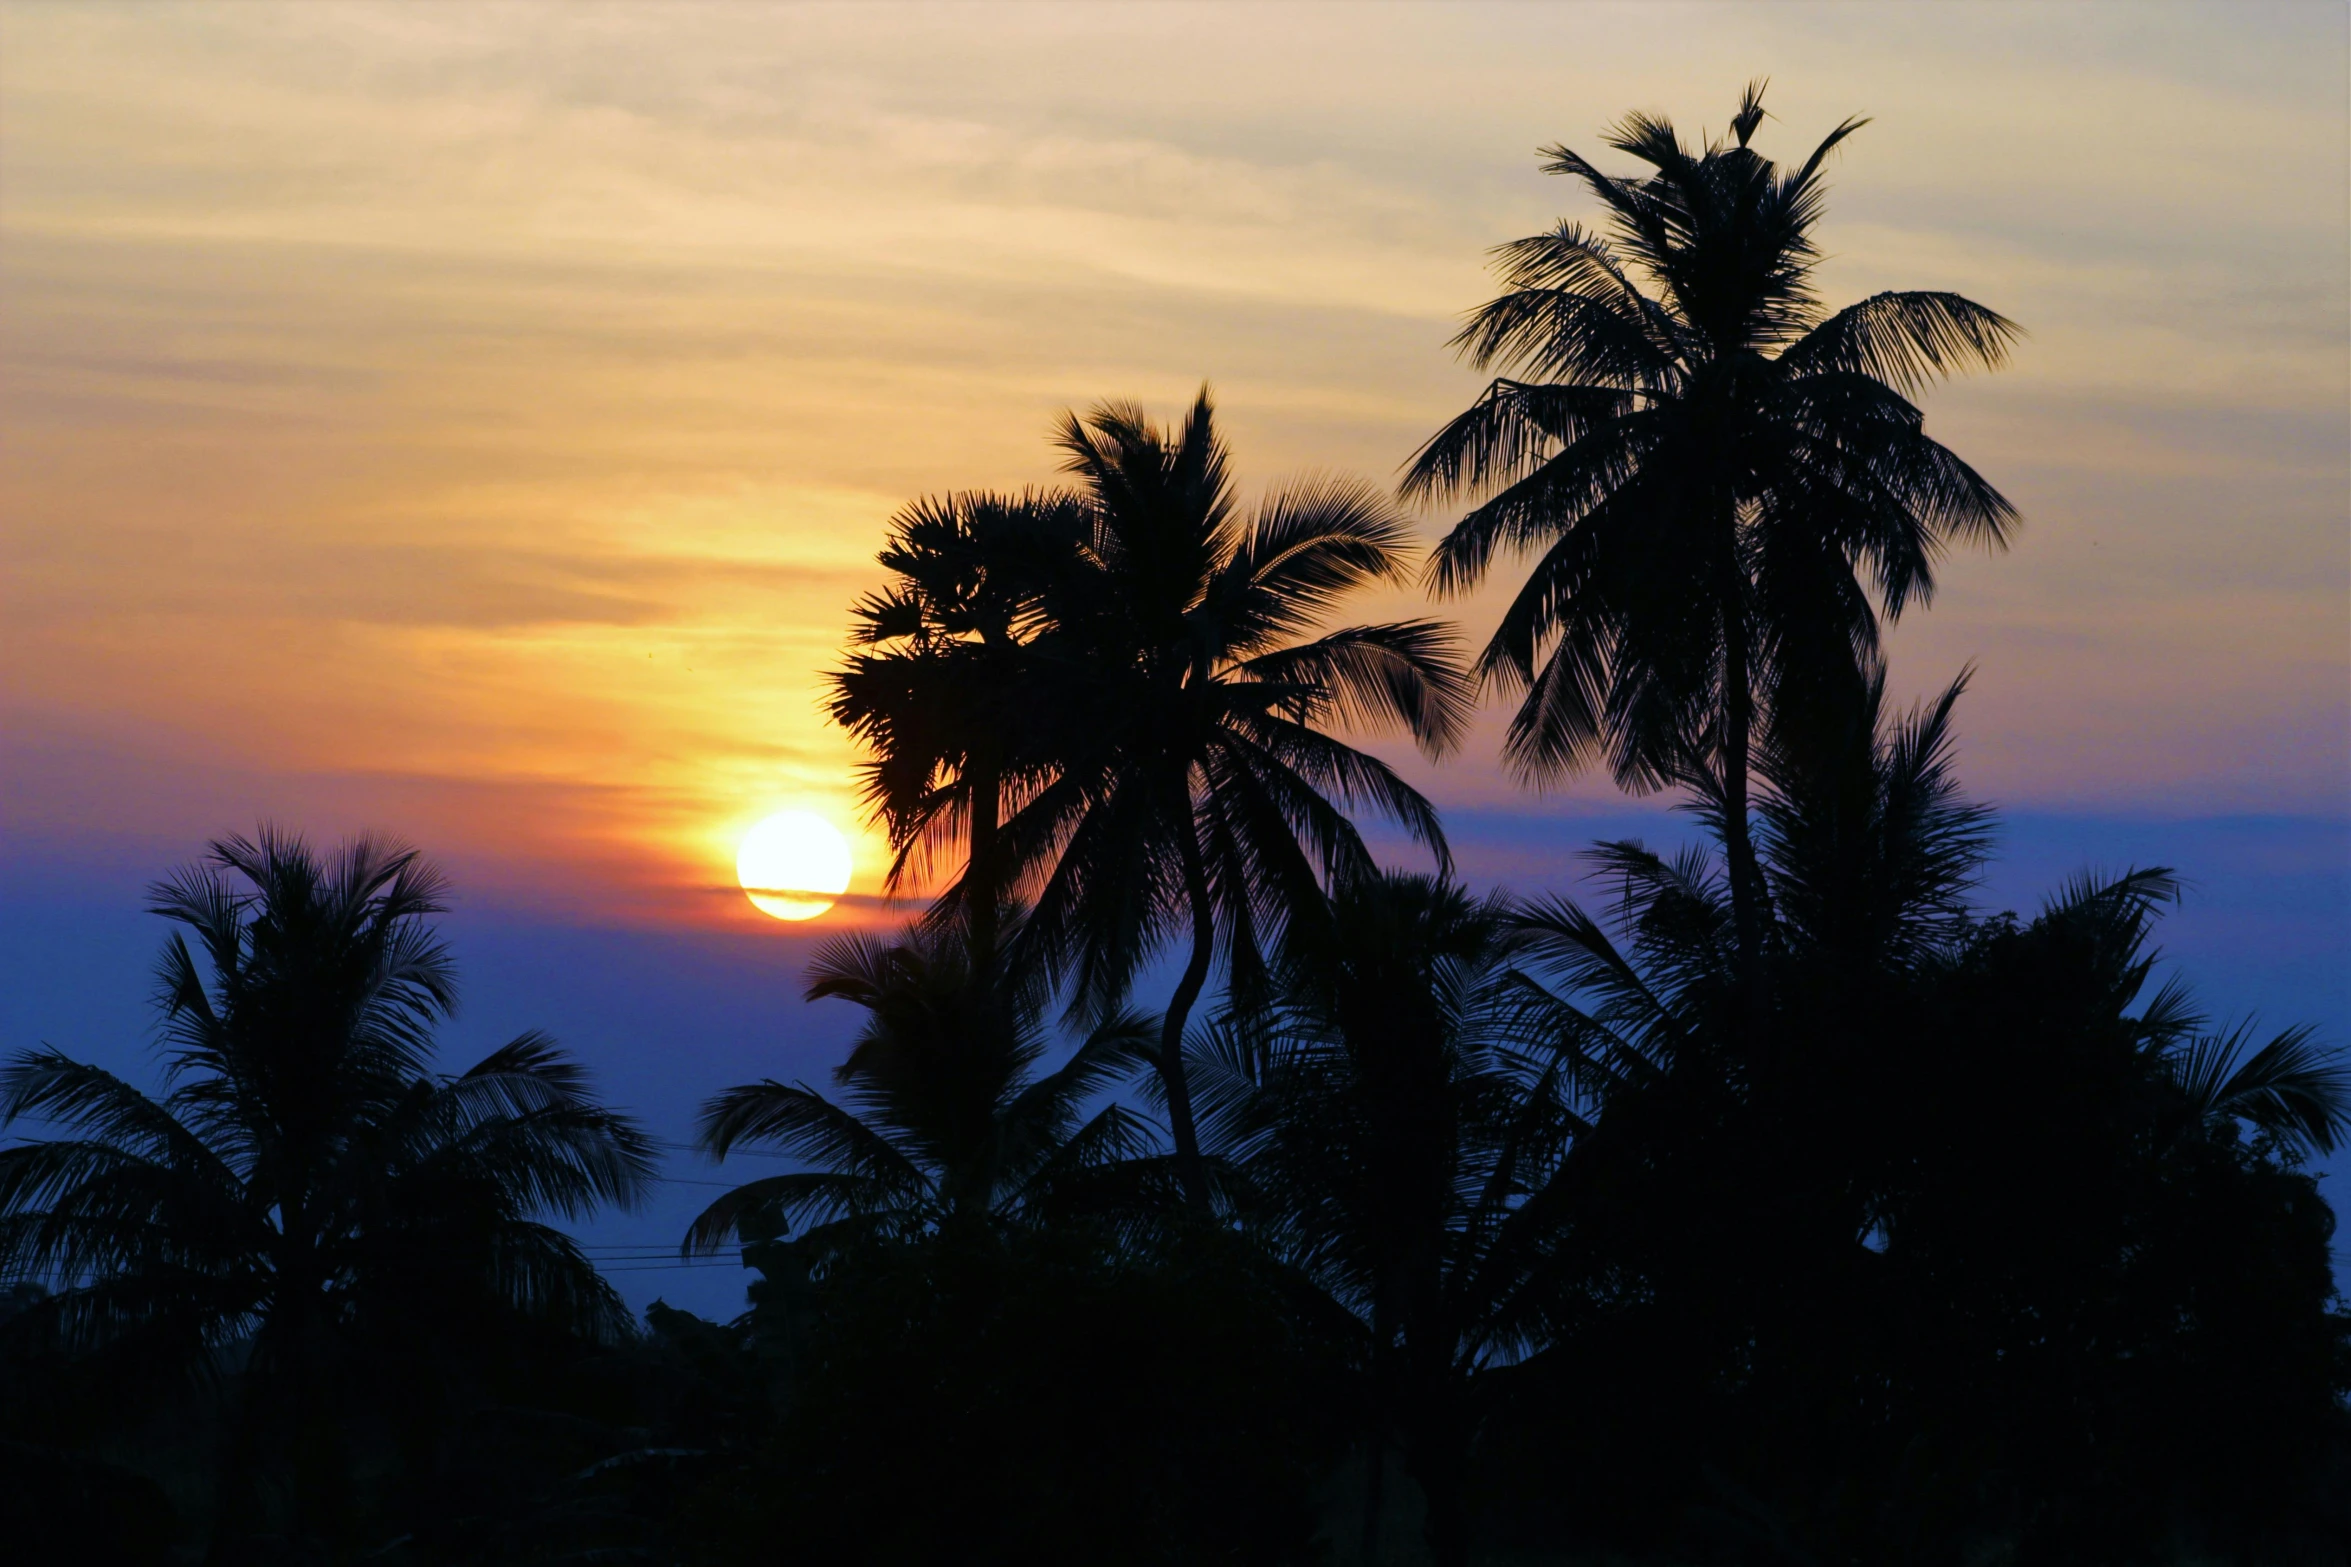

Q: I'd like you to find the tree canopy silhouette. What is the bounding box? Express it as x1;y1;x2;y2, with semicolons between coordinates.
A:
1197;872;1588;1567
832;391;1473;1207
1005;391;1473;1205
4;86;2345;1567
828;489;1094;963
685;911;1161;1264
0;830;654;1557
1403;83;2016;974
1492;669;2351;1560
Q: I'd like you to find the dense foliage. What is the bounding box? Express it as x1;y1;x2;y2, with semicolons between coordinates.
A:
0;832;655;1559
3;88;2345;1566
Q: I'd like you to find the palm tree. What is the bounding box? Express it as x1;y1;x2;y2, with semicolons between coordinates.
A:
1504;681;2351;1559
2013;866;2350;1161
0;829;654;1557
827;489;1094;962
1403;83;2018;972
1522;669;2346;1164
1749;660;1992;979
2166;1020;2351;1156
1195;873;1585;1567
683;913;1159;1264
999;390;1475;1206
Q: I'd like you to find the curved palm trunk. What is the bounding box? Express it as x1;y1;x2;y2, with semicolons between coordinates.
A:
1158;818;1216;1210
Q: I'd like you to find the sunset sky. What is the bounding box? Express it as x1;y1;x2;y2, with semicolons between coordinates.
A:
3;1;2344;1308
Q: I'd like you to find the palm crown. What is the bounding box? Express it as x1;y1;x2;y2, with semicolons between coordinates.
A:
994;390;1474;1202
1515;675;2350;1173
1195;873;1584;1567
684;915;1159;1263
0;831;654;1544
1404;84;2017;964
828;490;1095;952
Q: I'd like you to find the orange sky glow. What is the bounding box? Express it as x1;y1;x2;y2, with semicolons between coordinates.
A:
3;1;2344;933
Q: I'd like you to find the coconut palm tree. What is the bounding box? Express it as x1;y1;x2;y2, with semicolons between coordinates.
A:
683;913;1160;1263
998;391;1475;1206
1749;661;1992;979
1403;83;2018;972
827;489;1094;961
0;829;654;1557
1194;873;1585;1567
1502;679;2351;1560
1520;667;2346;1166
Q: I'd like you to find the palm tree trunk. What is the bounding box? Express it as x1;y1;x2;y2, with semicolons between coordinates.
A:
204;1373;266;1566
1417;1443;1471;1567
1159;819;1216;1209
1720;593;1766;993
1403;1351;1471;1567
966;753;1001;971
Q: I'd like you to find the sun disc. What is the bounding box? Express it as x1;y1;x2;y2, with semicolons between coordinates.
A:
736;811;854;921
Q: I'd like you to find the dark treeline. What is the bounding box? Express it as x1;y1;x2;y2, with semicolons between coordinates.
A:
4;89;2347;1566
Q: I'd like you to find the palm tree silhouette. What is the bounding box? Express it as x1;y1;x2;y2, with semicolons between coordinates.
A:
1495;672;2349;1560
1195;873;1585;1567
1001;390;1474;1206
1520;667;2346;1165
828;490;1094;963
1403;83;2017;974
683;914;1160;1263
0;830;653;1557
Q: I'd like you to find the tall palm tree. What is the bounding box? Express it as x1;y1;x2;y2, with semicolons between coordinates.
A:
827;490;1094;962
1403;83;2018;971
999;390;1475;1205
0;830;654;1557
1194;873;1584;1567
683;913;1159;1264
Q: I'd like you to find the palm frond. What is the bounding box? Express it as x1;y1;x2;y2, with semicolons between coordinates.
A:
1238;620;1475;758
682;1171;909;1255
2170;1023;2351;1155
1223;474;1417;645
1401;377;1641;505
694;1080;926;1191
1780;290;2019;394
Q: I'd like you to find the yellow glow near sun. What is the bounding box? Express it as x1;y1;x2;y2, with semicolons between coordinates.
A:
736;811;854;921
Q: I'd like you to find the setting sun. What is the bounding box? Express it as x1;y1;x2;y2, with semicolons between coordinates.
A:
735;810;853;921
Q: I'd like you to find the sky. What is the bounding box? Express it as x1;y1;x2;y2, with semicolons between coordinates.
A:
2;1;2345;1314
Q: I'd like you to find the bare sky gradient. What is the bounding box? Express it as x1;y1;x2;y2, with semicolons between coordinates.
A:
4;0;2345;926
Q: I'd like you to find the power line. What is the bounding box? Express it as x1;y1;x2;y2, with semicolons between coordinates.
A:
596;1263;750;1274
652;1138;801;1161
